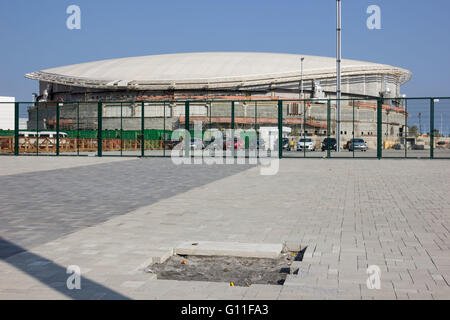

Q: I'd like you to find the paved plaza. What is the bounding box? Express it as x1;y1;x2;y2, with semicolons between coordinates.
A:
0;156;449;299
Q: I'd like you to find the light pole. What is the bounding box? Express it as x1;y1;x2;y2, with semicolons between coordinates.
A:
336;0;342;152
300;57;305;102
300;57;305;135
418;112;422;136
402;94;407;146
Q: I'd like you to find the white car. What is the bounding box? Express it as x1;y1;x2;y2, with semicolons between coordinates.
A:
297;138;315;151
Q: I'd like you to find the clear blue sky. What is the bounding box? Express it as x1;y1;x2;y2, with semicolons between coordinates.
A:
0;0;449;101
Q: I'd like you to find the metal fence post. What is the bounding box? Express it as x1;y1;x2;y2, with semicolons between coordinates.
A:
14;102;19;156
231;101;235;158
36;103;39;156
404;99;408;159
56;103;60;156
377;97;382;159
430;98;434;159
327;99;331;159
163;102;166;157
352;99;355;158
303;99;306;158
120;103;123;157
278;100;283;159
97;102;102;157
255;101;258;158
185;102;190;157
141;102;145;157
77;103;80;156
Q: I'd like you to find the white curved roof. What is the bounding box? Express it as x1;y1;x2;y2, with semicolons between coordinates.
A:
25;52;411;90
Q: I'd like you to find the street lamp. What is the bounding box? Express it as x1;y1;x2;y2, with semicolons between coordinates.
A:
336;0;342;152
402;94;407;145
418;112;422;136
300;57;305;101
300;57;305;135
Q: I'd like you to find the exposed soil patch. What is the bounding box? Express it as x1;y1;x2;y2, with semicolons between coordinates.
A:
147;249;304;287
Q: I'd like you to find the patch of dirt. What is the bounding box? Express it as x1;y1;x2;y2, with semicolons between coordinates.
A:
146;249;304;287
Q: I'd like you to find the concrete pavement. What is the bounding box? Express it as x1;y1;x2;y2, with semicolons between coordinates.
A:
0;157;449;299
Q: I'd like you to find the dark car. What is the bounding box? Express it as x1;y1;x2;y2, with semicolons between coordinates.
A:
321;138;337;151
257;139;265;150
204;137;221;149
282;138;291;151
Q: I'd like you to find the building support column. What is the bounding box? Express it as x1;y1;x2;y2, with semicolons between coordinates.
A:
430;98;434;159
141;102;145;157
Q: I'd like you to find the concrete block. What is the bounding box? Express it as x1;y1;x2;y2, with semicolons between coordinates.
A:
174;241;283;259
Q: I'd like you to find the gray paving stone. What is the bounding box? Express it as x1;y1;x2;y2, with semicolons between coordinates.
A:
1;158;449;300
0;158;253;257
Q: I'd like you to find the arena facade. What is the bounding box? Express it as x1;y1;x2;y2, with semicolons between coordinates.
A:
24;52;412;149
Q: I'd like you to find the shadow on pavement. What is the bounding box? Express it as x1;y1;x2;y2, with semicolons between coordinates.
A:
0;237;130;300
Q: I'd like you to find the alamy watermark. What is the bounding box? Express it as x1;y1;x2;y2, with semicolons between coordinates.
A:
170;121;279;175
367;5;381;30
66;5;81;30
66;4;380;31
366;265;381;290
66;265;81;290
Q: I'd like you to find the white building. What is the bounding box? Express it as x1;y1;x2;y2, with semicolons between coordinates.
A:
0;96;15;130
23;52;412;147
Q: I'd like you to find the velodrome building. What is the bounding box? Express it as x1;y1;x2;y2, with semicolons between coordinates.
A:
25;52;412;148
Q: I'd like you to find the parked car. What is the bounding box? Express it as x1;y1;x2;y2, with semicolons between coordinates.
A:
297;138;315;151
204;137;221;149
436;141;447;149
282;138;291;151
348;138;368;152
223;137;244;150
321;138;337;151
249;138;266;150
